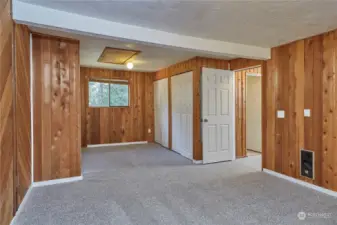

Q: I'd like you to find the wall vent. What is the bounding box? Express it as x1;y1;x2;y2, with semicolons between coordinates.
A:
300;149;314;179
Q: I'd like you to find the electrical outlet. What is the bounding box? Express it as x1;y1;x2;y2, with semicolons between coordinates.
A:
277;110;285;118
148;128;151;133
304;109;311;117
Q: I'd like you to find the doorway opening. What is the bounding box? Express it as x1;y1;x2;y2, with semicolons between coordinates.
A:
233;66;262;166
246;69;262;158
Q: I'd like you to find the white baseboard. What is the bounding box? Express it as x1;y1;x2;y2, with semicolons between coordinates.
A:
87;141;148;148
263;169;337;198
32;175;83;188
193;160;203;164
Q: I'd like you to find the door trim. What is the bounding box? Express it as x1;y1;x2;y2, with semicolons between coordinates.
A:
231;70;236;161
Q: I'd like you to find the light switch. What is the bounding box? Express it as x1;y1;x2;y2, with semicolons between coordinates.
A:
304;109;311;117
277;110;285;118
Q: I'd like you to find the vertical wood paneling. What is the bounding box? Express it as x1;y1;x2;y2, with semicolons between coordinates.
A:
279;46;288;174
144;73;154;142
69;38;81;177
192;66;201;160
274;46;283;173
235;70;243;157
14;24;31;205
154;68;168;81
263;29;337;192
304;36;323;185
0;0;14;224
81;67;155;145
0;15;32;219
33;34;81;182
294;41;305;179
322;30;337;190
265;52;276;170
230;58;264;71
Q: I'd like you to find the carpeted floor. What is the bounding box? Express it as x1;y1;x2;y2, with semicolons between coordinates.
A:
13;144;337;225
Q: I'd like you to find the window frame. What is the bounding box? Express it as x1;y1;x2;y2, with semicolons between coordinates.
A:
88;78;130;108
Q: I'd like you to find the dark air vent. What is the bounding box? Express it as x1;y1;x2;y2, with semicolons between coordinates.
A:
300;149;314;179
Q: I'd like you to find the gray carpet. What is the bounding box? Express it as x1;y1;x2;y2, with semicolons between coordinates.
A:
13;144;337;225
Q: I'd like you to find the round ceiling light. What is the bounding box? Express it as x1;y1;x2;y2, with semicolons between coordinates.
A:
126;62;134;69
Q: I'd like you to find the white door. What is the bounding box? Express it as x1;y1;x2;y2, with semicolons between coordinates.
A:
202;68;234;163
172;72;193;160
154;78;169;148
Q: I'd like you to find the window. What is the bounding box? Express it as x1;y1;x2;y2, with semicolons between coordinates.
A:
89;80;129;107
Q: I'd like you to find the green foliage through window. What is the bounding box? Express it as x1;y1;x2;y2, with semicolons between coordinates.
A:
89;81;129;107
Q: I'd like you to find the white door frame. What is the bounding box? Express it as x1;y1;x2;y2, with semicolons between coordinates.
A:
231;70;236;161
201;68;236;163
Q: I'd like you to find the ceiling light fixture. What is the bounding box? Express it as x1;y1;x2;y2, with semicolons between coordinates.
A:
126;62;134;69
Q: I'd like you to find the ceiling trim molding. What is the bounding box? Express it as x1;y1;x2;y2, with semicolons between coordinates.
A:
13;0;270;60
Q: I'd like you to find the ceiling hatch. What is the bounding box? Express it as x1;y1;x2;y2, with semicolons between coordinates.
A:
98;47;140;64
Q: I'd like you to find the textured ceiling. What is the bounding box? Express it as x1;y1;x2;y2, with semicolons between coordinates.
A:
21;0;337;47
30;27;224;71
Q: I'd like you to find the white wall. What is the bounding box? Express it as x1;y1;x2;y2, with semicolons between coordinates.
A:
246;76;262;152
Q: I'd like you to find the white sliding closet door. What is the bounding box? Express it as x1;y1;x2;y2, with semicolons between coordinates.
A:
154;78;169;148
171;71;193;160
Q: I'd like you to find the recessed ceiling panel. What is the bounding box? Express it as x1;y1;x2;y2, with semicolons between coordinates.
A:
98;47;140;65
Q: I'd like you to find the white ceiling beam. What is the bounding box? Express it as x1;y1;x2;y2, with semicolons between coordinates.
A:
13;0;270;60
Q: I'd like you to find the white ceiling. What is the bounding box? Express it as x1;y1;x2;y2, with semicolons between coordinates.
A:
21;0;337;47
31;27;228;72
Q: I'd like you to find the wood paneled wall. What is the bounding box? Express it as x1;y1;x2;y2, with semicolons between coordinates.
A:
155;57;229;160
32;34;81;182
14;24;31;206
234;67;262;158
263;29;337;191
230;58;264;71
81;67;154;146
0;0;14;224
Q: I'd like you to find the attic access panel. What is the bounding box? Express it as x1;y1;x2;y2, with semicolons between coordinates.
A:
98;47;140;64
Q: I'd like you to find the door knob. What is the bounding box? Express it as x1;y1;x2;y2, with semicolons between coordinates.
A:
203;119;208;122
